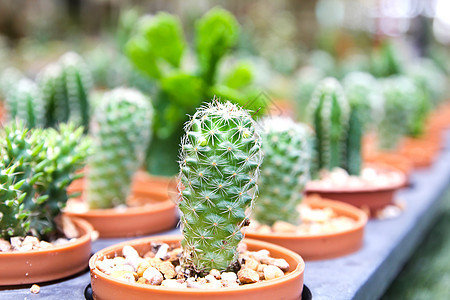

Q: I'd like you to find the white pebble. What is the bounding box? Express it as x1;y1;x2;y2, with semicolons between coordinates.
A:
142;267;163;285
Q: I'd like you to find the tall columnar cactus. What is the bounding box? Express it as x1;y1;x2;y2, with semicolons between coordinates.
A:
5;78;46;128
37;52;92;130
307;78;350;175
0;165;30;240
378;76;421;150
178;100;263;275
0;122;89;239
86;88;153;209
343;72;384;175
253;117;314;226
0;67;23;99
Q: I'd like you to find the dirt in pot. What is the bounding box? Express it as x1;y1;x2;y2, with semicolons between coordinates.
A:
94;242;290;288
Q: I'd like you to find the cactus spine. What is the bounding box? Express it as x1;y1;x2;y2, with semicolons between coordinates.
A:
5;78;46;128
1;122;89;239
37;63;65;127
343;72;384;175
178;100;262;275
254;117;314;226
307;78;350;175
86;88;153;209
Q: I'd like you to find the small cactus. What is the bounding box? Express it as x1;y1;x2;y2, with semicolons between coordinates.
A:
86;88;154;209
0;67;23;100
307;78;350;175
253;117;314;226
0;122;89;239
5;78;46;128
378;76;421;150
37;63;65;127
178;100;263;275
343;72;384;175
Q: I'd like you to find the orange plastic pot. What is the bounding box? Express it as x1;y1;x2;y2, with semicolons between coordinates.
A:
246;197;367;260
0;217;93;286
65;172;177;238
305;167;406;216
89;235;305;300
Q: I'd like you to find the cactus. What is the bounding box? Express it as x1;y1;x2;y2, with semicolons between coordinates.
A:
86;88;153;209
253;117;314;226
0;122;89;239
0;165;30;240
378;76;421;150
178;100;262;275
307;78;350;175
343;72;384;175
295;66;325;121
5;78;46;128
0;67;23;100
37;63;65;128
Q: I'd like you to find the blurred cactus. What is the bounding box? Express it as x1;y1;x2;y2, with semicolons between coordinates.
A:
5;78;46;128
86;88;153;209
307;78;350;175
0;67;23;100
294;66;325;121
378;76;421;149
254;117;314;226
370;41;404;78
178;100;262;274
0;122;89;240
343;72;384;174
38;52;92;130
126;8;259;176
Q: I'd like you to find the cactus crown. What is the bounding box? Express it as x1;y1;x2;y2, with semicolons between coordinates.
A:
378;76;421;149
5;78;46;128
86;88;154;209
307;77;350;175
178;100;262;275
0;122;89;240
254;117;314;226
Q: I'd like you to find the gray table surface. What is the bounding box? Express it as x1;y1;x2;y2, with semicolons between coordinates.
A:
2;130;450;300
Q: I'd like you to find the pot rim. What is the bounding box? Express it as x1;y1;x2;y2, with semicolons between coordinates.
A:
306;164;406;193
246;197;367;239
89;235;305;293
0;217;93;257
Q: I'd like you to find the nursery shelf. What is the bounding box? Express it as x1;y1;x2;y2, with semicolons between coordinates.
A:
1;130;450;300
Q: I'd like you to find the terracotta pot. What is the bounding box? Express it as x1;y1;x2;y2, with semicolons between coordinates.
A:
0;217;93;286
363;151;413;182
89;235;305;300
245;197;367;260
305;166;406;216
398;137;440;168
65;171;177;238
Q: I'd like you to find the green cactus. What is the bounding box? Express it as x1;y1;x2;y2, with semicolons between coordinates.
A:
0;165;30;240
0;122;89;239
343;72;384;175
378;76;420;150
253;117;314;226
0;67;23;100
178;100;262;275
37;63;65;128
5;78;46;128
307;77;350;175
86;88;153;209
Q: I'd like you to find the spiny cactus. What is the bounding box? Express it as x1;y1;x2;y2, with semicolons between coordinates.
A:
5;78;46;128
253;117;314;226
38;52;93;130
307;78;350;175
86;88;153;209
343;72;384;175
0;67;23;100
378;76;421;150
0;122;89;239
178;100;262;275
0;165;30;240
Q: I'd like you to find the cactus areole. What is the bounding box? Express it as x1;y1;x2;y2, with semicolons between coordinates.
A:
178;100;263;275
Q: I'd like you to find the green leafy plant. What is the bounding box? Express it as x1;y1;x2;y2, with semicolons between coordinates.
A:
126;8;259;176
378;76;422;149
37;52;92;130
5;78;46;128
86;88;153;209
0;122;89;240
178;100;262;275
307;77;350;175
342;72;384;174
253;117;314;226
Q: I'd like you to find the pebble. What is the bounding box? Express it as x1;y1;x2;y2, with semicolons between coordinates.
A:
237;268;259;284
155;243;170;260
0;239;11;252
142;267;163;285
263;265;284;280
272;221;297;233
161;279;187;288
30;284;40;294
209;269;221;279
110;271;137;283
221;272;237;283
244;257;259;271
